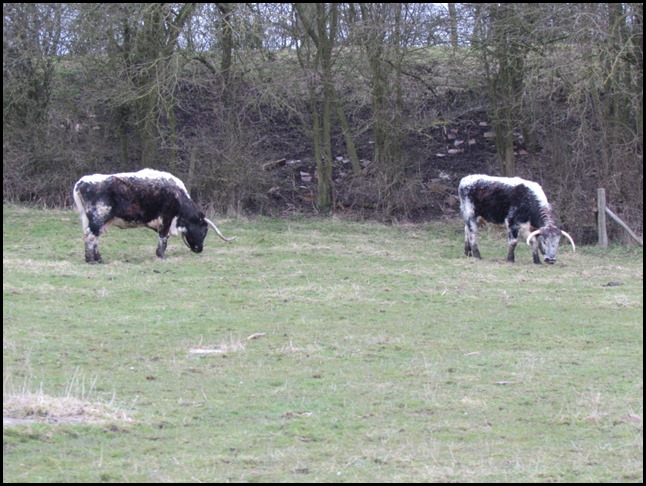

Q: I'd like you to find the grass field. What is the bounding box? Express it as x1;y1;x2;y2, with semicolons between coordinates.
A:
3;204;643;482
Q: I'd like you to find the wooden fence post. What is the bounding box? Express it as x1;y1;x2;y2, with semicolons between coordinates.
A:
597;188;608;248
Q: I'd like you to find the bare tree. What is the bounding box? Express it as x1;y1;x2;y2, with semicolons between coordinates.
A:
292;3;339;210
75;3;196;170
3;3;68;201
472;4;527;176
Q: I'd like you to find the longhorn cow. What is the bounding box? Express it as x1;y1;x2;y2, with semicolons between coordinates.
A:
72;169;234;263
458;174;575;264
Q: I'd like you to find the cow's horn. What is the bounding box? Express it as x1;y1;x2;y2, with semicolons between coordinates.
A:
526;229;541;246
561;230;576;253
181;233;191;249
205;218;236;242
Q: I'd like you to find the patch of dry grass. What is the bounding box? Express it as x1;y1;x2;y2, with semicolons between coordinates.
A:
3;392;131;425
3;370;131;425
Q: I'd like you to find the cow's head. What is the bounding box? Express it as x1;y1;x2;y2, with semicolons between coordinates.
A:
179;212;209;253
179;212;235;253
527;226;575;264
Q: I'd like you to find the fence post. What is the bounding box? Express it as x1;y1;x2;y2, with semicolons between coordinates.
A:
597;188;608;248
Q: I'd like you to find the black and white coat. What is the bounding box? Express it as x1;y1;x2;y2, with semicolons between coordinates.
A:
458;174;575;264
73;169;233;263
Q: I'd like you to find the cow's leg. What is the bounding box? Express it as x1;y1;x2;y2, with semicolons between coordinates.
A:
156;217;174;259
530;242;542;264
506;240;517;262
505;220;519;263
156;236;168;259
83;229;102;263
524;226;542;264
465;219;481;259
83;214;105;264
505;219;520;263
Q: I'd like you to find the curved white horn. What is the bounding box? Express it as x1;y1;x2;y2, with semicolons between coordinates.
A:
526;229;541;246
561;230;576;253
205;218;236;242
180;232;191;249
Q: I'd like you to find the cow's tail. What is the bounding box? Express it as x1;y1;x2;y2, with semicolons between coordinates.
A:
72;182;84;213
72;182;90;230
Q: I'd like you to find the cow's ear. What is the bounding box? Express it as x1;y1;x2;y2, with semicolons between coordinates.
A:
198;211;205;220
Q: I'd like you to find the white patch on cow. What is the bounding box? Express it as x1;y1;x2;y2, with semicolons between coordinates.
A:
460;195;475;219
144;217;163;231
76;173;112;185
164;216;180;236
78;169;191;199
459;174;549;207
94;201;112;219
169;217;180;236
135;169;190;198
143;216;180;235
517;222;532;240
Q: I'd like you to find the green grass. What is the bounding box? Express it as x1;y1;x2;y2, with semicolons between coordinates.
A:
3;204;643;482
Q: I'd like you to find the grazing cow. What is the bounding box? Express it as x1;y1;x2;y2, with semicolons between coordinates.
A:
458;174;575;264
72;169;234;263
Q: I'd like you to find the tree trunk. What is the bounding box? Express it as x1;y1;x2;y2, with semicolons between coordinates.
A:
334;89;362;175
448;3;459;47
294;2;338;210
479;3;526;177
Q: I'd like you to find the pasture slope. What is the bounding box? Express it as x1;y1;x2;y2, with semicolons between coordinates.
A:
3;204;643;482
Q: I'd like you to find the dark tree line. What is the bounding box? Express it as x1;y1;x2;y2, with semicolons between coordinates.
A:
3;3;643;240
